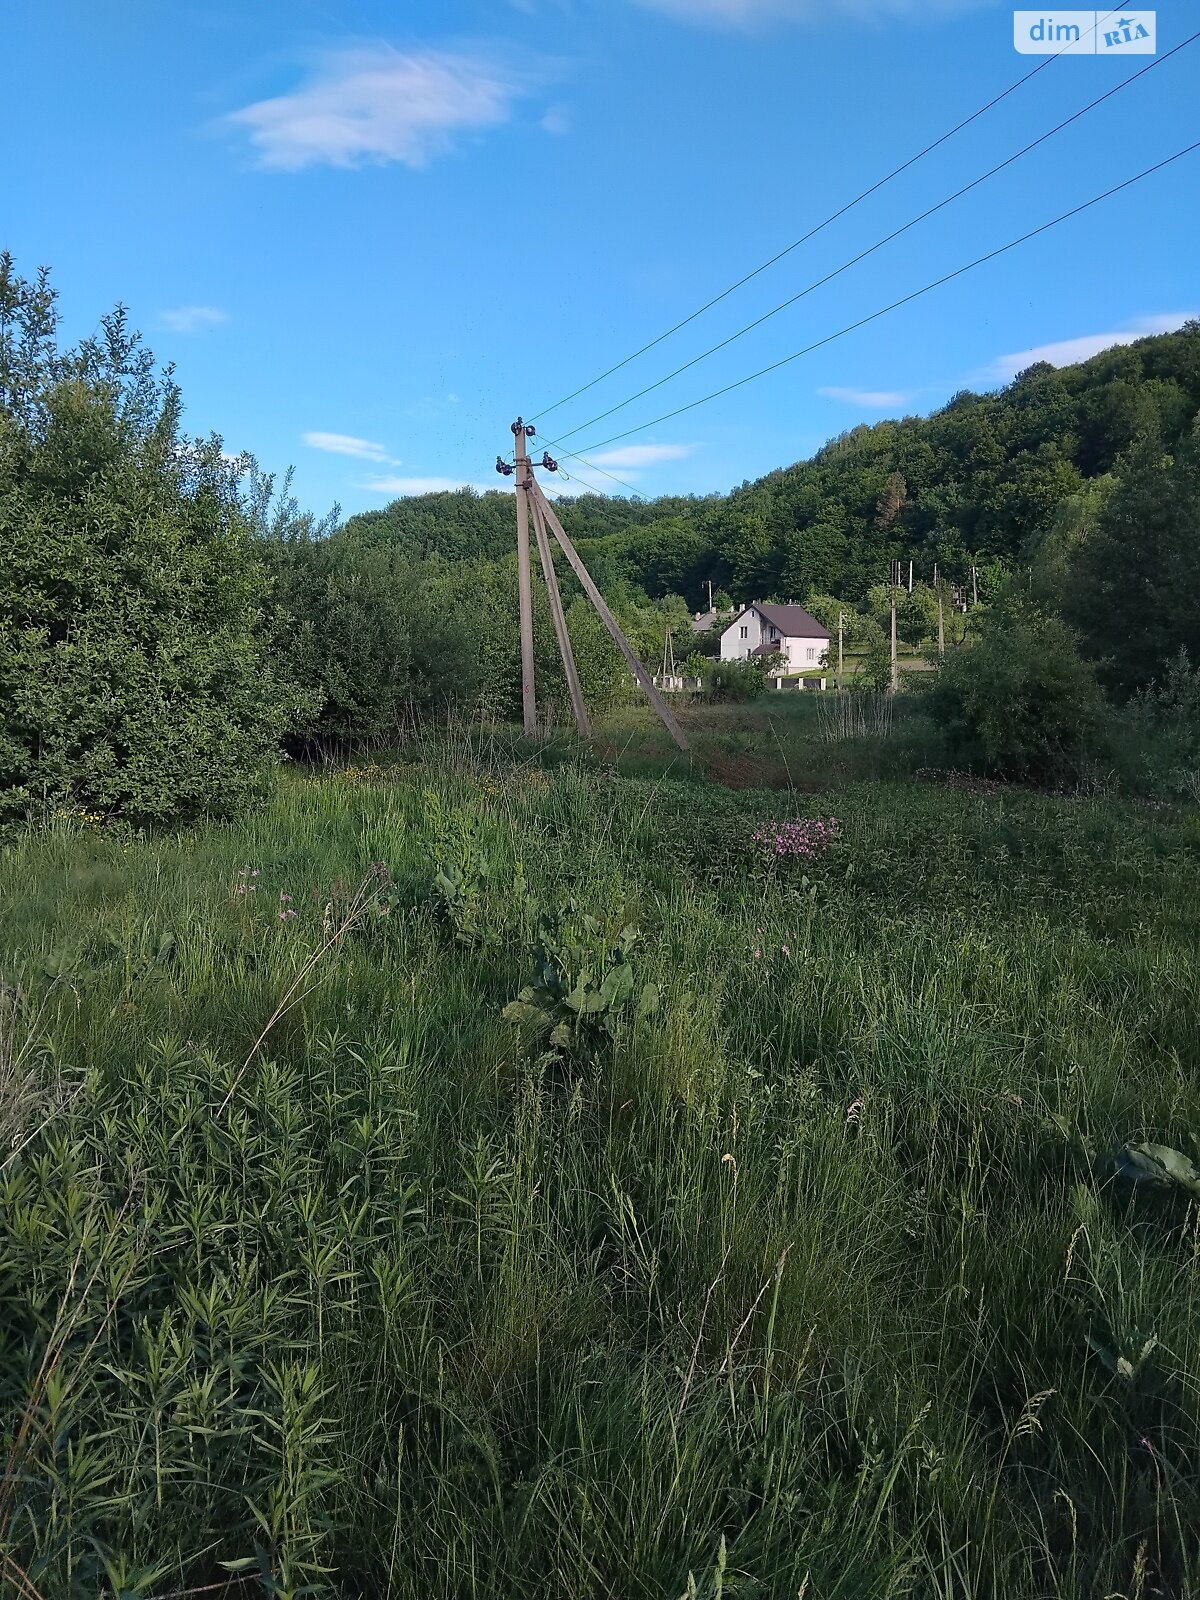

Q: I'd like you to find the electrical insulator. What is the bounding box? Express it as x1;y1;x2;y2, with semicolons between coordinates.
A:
541;453;558;472
496;456;514;476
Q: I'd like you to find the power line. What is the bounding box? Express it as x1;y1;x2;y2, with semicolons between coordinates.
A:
568;138;1200;457
543;32;1197;451
556;463;634;497
544;444;643;495
499;437;643;494
529;5;1133;427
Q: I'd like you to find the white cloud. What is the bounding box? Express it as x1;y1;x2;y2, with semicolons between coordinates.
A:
635;0;990;28
986;313;1195;382
818;386;911;408
365;475;500;496
227;46;536;171
304;431;397;464
586;443;693;469
157;305;229;334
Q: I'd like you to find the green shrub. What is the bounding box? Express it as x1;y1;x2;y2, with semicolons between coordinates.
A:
855;629;894;693
1112;648;1200;800
704;658;766;702
0;256;302;828
926;595;1103;782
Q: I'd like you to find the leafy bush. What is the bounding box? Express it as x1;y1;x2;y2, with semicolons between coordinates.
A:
422;790;493;947
502;901;657;1066
704;659;766;702
0;256;303;828
1130;647;1200;729
1113;648;1200;801
926;595;1103;782
265;531;631;746
855;627;893;693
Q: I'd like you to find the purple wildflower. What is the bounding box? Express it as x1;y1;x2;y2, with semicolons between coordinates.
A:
752;817;841;861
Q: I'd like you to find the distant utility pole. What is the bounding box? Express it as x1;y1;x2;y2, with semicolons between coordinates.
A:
500;421;688;751
972;564;979;607
707;578;713;613
908;559;913;594
889;559;900;695
837;609;844;679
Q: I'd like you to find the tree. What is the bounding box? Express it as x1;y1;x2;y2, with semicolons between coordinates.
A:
927;594;1103;781
897;584;938;654
1023;476;1116;611
1067;425;1200;697
874;471;907;529
0;256;302;827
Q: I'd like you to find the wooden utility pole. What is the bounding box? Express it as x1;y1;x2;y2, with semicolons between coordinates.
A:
837;610;844;679
530;477;689;751
529;490;591;737
513;420;537;736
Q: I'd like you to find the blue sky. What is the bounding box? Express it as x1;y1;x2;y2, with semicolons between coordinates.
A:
3;0;1197;515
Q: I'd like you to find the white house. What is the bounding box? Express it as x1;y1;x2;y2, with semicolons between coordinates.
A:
719;602;830;672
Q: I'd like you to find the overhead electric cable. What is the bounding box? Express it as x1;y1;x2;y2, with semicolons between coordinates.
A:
543;31;1198;449
567;138;1200;456
542;444;643;496
530;5;1134;425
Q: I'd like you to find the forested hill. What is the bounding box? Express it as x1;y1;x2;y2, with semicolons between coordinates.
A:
344;322;1200;607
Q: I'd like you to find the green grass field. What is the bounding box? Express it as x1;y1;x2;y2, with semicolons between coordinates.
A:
1;704;1199;1598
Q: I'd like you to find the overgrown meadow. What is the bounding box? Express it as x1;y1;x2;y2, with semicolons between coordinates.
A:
1;707;1199;1599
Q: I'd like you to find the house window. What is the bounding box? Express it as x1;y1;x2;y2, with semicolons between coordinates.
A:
740;626;748;639
807;647;816;661
770;627;779;639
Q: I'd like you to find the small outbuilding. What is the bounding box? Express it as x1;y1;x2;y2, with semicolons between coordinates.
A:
719;602;830;673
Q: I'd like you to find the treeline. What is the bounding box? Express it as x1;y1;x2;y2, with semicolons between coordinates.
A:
345;323;1200;608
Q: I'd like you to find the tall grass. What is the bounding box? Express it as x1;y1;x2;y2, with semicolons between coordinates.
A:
0;733;1197;1597
814;689;895;742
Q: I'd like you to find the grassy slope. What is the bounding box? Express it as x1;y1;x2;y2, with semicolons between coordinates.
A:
1;711;1198;1598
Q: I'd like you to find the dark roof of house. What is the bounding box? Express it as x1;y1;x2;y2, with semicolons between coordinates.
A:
744;602;831;639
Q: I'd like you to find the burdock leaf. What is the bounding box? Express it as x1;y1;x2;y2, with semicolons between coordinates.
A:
634;983;659;1027
502;1000;549;1029
599;961;635;1008
1114;1142;1200;1198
